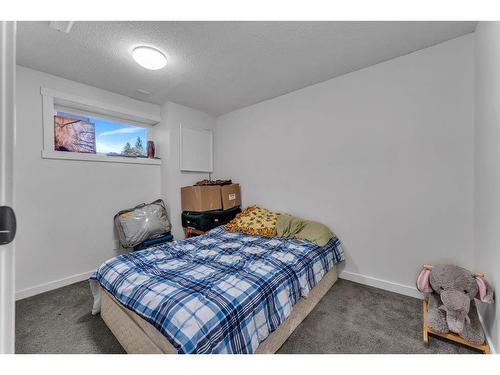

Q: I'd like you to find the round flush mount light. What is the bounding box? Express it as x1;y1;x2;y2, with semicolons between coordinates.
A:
132;46;167;70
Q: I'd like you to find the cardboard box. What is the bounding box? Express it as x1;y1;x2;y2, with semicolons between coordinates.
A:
221;184;241;210
181;185;222;212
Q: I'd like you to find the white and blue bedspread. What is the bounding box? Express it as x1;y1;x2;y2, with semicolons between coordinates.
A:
91;226;344;354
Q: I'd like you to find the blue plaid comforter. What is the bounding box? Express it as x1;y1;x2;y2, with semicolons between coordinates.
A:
92;226;344;354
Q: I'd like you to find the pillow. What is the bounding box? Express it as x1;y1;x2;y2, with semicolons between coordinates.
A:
276;214;333;246
224;205;279;237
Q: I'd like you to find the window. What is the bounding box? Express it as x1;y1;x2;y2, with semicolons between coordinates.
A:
41;87;161;165
54;111;148;157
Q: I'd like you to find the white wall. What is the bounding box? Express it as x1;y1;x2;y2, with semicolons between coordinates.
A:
155;101;216;239
15;66;162;298
474;22;500;353
215;35;475;297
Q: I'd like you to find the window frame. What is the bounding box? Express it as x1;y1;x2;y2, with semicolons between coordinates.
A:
41;87;161;165
54;105;152;157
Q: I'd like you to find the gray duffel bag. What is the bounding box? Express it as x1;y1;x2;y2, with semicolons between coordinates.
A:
114;199;171;248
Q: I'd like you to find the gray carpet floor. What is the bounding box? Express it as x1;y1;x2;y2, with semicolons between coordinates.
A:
16;278;478;354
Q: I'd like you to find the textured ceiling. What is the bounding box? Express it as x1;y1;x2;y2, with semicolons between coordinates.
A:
17;21;476;116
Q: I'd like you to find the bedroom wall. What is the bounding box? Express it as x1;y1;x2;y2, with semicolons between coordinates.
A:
214;34;475;298
474;21;500;353
155;101;217;240
14;66;162;298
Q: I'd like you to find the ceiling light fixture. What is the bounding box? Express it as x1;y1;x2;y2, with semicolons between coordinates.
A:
132;46;167;70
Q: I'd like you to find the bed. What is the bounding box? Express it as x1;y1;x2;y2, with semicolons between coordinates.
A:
91;226;344;354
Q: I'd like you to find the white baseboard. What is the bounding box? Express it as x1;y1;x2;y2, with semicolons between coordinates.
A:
477;309;497;354
16;270;95;301
339;270;421;299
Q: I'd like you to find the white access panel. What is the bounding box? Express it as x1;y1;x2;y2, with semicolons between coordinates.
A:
179;123;213;173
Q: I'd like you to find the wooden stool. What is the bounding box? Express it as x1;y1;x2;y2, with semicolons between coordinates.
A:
422;299;490;354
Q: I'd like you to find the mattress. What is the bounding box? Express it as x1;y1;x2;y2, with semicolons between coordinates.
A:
101;266;338;354
92;226;344;353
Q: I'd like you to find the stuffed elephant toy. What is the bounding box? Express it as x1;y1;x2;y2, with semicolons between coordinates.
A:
416;264;494;344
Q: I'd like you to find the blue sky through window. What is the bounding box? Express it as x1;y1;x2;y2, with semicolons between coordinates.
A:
56;111;147;155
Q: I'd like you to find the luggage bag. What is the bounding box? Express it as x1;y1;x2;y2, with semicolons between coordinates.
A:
181;206;241;232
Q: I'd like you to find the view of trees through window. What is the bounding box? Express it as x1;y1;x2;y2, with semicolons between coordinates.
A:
54;111;147;157
122;137;145;156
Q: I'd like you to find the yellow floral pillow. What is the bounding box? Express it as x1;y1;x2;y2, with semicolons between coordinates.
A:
225;206;279;237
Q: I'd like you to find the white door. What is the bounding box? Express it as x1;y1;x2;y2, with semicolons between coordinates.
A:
0;21;16;354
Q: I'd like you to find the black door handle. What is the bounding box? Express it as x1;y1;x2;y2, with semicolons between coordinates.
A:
0;206;16;245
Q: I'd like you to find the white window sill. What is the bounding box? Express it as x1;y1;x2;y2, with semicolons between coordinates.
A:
41;150;162;165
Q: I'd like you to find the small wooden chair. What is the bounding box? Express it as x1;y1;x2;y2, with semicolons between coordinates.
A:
422;299;490;354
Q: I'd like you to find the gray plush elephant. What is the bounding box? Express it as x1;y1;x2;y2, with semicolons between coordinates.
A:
416;264;494;344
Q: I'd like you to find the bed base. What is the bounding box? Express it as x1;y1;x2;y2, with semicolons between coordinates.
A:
422;299;490;354
101;266;338;354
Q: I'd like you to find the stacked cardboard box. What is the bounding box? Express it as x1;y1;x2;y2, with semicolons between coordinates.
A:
181;183;241;212
181;183;242;235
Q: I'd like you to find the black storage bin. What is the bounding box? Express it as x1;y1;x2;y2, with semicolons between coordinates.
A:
182;206;241;231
